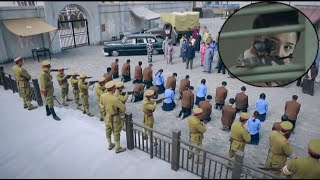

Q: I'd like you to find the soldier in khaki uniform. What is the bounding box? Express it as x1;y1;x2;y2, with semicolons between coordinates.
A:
235;86;248;113
114;82;129;131
121;59;131;82
111;59;119;79
134;61;143;84
142;63;153;89
100;81;126;153
149;85;159;99
282;138;320;179
70;72;82;109
179;75;190;100
187;108;206;164
103;67;113;83
221;98;237;131
165;73;177;91
229;113;251;158
284;95;301;134
96;77;107;121
142;90;161;140
56;68;73;106
78;74;94;117
265;121;293;176
12;57;37;110
40;60;61;121
215;81;228;110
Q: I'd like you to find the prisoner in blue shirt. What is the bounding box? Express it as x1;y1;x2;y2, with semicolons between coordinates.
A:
162;88;175;111
255;93;268;122
195;79;207;106
155;69;165;94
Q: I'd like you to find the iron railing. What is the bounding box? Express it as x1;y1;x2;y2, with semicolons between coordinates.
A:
0;66;43;106
124;113;280;179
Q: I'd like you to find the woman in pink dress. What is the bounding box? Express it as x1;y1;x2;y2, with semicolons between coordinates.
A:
166;42;174;65
200;42;207;66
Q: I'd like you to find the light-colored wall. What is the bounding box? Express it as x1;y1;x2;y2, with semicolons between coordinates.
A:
98;1;192;42
0;1;192;63
0;6;51;64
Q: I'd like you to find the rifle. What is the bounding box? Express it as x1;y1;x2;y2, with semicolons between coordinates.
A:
53;95;61;105
89;80;99;86
151;96;170;104
50;68;69;72
257;167;282;171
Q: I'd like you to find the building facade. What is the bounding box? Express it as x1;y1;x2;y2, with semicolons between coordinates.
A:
0;1;192;63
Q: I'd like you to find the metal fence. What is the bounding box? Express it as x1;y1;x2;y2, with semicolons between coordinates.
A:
0;66;43;107
124;113;280;179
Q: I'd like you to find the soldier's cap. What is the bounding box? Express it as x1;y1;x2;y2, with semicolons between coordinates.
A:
14;57;22;62
105;81;115;90
145;90;154;97
308;138;320;157
193;108;203;116
115;82;124;88
42;60;51;66
240;113;250;121
280;121;293;132
98;77;106;83
72;72;78;76
79;74;87;79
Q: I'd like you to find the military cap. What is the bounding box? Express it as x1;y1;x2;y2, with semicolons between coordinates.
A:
72;72;78;76
115;82;124;88
308;138;320;157
240;113;250;121
280;121;293;132
145;90;154;97
105;81;115;90
98;77;106;83
79;74;87;79
42;60;51;66
14;57;22;62
193;108;203;116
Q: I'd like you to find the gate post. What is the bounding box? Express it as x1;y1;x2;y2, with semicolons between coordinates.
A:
171;130;181;171
125;113;134;150
71;21;76;48
231;151;245;179
32;79;43;106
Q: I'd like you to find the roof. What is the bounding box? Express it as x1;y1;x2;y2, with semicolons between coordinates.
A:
129;7;160;20
126;33;160;38
3;18;57;37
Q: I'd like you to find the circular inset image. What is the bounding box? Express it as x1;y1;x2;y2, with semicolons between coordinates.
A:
218;2;319;87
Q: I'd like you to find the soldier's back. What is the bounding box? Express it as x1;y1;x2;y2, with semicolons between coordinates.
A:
288;157;320;179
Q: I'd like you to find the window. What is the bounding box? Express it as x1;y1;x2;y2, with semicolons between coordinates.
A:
125;38;136;44
137;38;146;44
147;38;156;43
17;1;36;6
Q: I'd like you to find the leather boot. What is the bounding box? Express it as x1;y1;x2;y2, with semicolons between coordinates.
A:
46;105;51;116
66;96;73;102
49;107;61;121
24;103;28;109
27;101;38;110
87;112;94;117
115;142;126;153
107;138;115;150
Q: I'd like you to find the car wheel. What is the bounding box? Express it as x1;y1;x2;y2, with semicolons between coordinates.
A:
152;50;159;55
112;51;119;56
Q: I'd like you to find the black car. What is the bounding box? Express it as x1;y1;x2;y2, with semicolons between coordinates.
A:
103;34;164;56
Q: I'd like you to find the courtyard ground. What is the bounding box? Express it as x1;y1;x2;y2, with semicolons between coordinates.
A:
1;18;320;169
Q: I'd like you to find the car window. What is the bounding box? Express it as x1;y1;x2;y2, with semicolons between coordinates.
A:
125;38;136;44
156;36;163;42
122;36;128;44
147;38;156;43
137;38;146;44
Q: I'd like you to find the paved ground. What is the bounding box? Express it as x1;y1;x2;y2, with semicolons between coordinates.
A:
2;18;320;168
